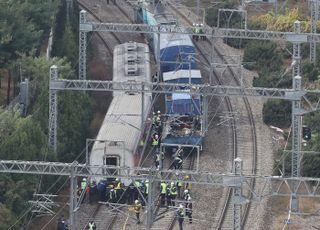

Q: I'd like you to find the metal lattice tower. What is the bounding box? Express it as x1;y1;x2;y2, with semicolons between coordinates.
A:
48;65;58;152
79;10;87;80
310;0;319;63
291;21;302;178
291;21;303;212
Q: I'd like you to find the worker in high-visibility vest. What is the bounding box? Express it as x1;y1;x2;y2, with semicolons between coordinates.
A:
170;182;178;207
81;178;87;190
160;181;167;206
174;155;183;169
192;23;196;40
195;24;200;41
152;134;159;147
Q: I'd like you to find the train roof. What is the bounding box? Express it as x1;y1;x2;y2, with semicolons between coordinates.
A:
163;69;202;82
159;33;194;51
113;42;151;96
91;94;150;166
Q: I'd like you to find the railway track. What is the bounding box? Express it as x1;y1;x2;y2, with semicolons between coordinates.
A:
167;3;257;229
78;1;121;54
78;0;138;54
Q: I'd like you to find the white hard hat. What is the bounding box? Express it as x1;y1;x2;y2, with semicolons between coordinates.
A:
157;110;161;114
135;200;139;204
179;204;184;209
115;178;119;181
184;189;189;194
171;182;174;185
155;134;158;138
82;178;86;181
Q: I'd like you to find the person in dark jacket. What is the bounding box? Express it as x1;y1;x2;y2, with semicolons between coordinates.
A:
185;196;193;224
57;215;68;230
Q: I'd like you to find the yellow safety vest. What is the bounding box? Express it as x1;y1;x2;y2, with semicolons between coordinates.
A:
160;183;167;194
170;186;177;195
115;182;121;189
152;138;159;146
81;181;86;190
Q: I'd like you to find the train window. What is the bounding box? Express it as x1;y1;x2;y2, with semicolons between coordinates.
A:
126;42;137;52
125;64;138;76
104;156;119;176
105;157;118;166
126;52;137;64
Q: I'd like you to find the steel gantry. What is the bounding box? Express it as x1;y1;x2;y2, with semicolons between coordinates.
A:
48;75;320;152
3;159;320;229
77;9;320;80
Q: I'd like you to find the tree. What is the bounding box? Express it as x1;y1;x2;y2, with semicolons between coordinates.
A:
263;100;291;128
18;56;93;161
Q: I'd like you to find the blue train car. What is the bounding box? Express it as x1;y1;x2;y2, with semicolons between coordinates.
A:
138;5;203;148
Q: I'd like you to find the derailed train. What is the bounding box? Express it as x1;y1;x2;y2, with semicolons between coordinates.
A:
89;42;152;183
137;3;204;149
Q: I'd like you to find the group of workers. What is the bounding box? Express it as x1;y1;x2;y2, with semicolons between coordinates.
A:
69;108;193;229
160;175;193;230
192;23;206;41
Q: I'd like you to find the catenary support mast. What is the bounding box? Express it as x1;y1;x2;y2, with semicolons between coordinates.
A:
48;65;58;152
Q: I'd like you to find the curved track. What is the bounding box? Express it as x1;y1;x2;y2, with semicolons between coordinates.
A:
167;3;257;229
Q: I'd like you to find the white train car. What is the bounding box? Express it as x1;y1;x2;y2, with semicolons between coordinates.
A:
90;42;152;182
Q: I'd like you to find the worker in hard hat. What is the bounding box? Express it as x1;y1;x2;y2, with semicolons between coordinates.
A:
192;23;196;40
177;204;185;230
134;199;142;224
152;134;159;147
169;181;178;206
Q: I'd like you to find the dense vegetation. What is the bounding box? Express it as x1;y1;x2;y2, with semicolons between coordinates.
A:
0;0;93;228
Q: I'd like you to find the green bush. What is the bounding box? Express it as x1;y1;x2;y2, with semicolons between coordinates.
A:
263;100;291;128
